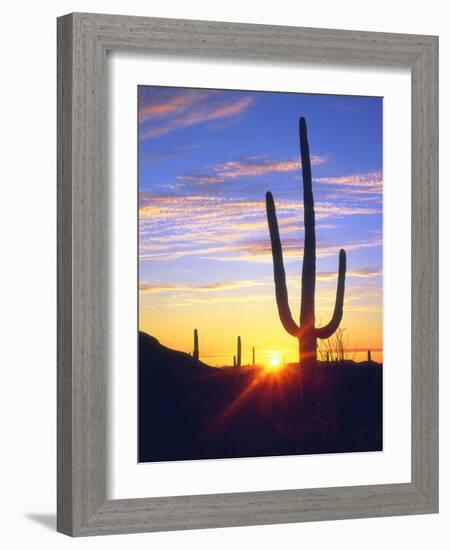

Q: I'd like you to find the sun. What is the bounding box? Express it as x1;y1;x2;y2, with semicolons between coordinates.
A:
267;353;282;370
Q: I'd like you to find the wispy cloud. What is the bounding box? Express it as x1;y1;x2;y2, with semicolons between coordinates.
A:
139;194;379;226
160;293;274;308
139;279;265;294
211;237;383;264
138;192;381;264
179;175;226;185
314;171;383;195
215;156;327;179
139;91;203;124
177;155;328;185
315;267;381;281
139;90;254;139
140;268;381;296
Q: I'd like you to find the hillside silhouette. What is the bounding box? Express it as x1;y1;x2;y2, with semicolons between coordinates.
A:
139;331;382;462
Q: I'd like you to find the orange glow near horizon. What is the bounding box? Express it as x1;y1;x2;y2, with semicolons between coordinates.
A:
138;290;383;367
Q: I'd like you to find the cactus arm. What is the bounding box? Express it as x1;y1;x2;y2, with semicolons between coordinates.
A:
266;191;300;337
316;249;347;340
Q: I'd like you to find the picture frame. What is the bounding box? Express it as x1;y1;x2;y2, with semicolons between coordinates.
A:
57;12;438;536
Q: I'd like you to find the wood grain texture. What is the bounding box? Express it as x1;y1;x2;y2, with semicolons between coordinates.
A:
58;12;108;535
57;12;439;537
57;13;74;535
410;35;439;507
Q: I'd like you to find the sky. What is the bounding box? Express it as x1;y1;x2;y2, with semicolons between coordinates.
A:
138;86;383;366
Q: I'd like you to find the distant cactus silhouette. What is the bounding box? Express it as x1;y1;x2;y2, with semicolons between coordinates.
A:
266;117;346;369
368;350;372;363
252;346;255;366
193;329;199;361
233;355;236;367
237;336;242;367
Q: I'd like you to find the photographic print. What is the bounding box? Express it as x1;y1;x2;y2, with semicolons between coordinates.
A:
138;86;382;462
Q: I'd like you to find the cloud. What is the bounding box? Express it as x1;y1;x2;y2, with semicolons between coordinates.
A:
314;203;381;219
315;267;381;281
215;156;327;179
160;293;274;308
139;279;266;294
140;273;381;294
314;171;383;195
179;175;226;184
139;93;254;139
139;91;204;124
181;97;253;126
140;270;382;313
138;192;381;265
218;238;382;264
177;155;328;185
139;236;382;264
315;172;382;186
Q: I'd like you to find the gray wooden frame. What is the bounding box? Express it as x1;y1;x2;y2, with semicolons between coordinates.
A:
57;12;438;537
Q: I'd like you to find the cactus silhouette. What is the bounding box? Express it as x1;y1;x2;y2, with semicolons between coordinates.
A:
233;355;236;367
252;346;255;366
193;329;199;361
368;350;372;363
266;117;346;369
236;336;242;367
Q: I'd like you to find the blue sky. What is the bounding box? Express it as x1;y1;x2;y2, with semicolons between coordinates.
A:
138;86;383;365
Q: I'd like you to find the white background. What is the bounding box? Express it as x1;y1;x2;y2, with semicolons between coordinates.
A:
0;1;447;549
110;54;411;498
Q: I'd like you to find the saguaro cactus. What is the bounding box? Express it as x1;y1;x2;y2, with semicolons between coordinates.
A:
368;350;372;363
193;329;199;361
233;355;236;367
266;117;347;369
252;346;255;366
237;336;242;367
